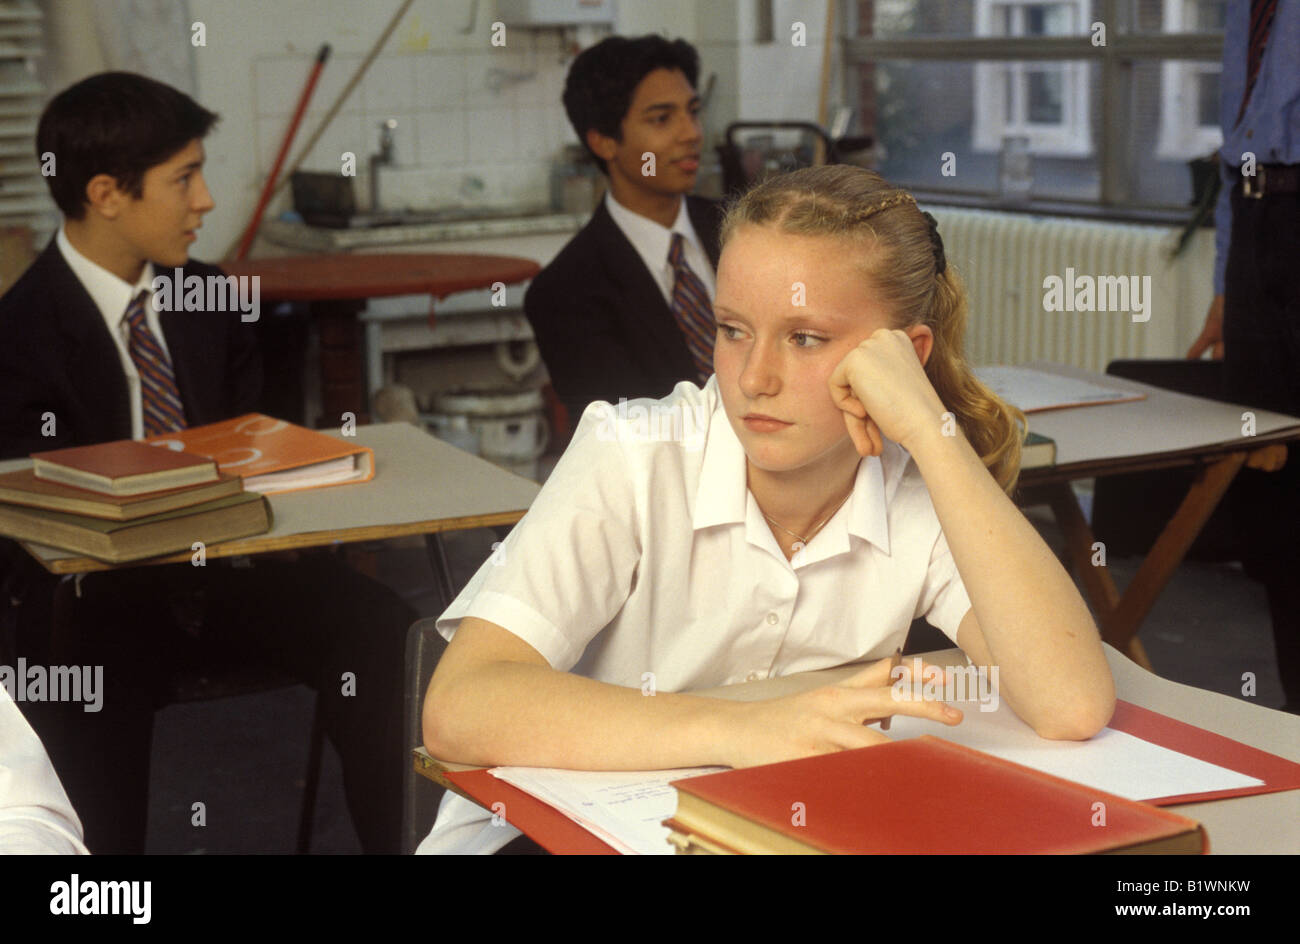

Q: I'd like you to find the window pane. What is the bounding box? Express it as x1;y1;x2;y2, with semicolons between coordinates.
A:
1197;71;1219;127
873;59;1100;201
1121;0;1227;33
1131;57;1222;205
1026;3;1073;36
1027;69;1065;123
868;0;1099;38
1193;0;1227;30
867;0;1110;37
870;0;979;38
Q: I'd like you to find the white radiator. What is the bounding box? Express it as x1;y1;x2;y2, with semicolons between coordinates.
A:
927;208;1215;373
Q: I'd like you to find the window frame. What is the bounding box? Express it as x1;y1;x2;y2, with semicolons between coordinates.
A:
842;0;1224;214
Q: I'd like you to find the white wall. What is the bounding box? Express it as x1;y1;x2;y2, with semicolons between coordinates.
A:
734;1;835;122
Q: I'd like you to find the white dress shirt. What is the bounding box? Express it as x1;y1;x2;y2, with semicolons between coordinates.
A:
56;225;164;440
603;191;717;306
416;376;972;854
0;687;90;854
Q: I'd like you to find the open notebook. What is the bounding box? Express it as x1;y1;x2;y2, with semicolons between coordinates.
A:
975;365;1145;413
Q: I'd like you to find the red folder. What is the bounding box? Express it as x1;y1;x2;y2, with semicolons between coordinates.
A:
1108;700;1300;804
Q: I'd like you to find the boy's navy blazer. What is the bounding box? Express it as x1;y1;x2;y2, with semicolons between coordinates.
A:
524;194;724;421
0;240;262;460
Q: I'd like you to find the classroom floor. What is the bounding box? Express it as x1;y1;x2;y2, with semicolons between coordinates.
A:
142;482;1291;854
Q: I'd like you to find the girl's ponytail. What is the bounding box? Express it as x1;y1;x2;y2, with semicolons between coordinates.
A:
924;266;1025;494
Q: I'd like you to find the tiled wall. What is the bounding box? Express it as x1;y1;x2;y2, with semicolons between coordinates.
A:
184;0;833;258
249;30;574;213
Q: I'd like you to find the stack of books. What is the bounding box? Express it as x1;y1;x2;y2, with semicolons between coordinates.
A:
0;440;271;563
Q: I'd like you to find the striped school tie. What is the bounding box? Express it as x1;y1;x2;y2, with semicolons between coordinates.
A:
123;290;187;435
668;232;715;385
1235;0;1278;126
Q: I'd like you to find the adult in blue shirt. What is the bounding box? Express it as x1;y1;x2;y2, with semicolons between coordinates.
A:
1188;0;1300;712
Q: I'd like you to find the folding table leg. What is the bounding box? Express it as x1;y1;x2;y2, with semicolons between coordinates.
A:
1037;483;1148;669
1105;454;1244;663
1031;452;1247;671
402;535;457;853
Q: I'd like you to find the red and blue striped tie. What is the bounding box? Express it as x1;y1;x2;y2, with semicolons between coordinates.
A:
123;290;187;435
668;232;715;385
1235;0;1278;126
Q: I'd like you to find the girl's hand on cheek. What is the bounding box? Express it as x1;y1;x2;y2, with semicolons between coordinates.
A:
828;328;947;456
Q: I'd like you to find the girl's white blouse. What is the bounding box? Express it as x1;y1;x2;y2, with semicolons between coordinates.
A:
0;686;89;854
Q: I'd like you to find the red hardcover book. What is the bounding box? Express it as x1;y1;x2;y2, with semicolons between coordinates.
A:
665;736;1207;855
31;439;218;496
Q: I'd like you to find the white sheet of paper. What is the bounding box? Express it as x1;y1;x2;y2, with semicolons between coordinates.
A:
975;365;1144;413
880;694;1262;800
489;765;724;855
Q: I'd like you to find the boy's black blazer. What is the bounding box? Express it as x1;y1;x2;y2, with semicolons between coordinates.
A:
524;195;724;421
0;240;262;460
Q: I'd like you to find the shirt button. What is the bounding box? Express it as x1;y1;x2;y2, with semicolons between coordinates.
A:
766;612;779;625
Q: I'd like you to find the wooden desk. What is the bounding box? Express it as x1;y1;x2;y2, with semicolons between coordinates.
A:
222;253;541;423
6;422;540;853
415;644;1300;854
8;423;540;575
1012;362;1300;669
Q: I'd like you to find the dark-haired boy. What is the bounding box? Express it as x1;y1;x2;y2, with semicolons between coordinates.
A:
0;72;412;853
525;35;723;423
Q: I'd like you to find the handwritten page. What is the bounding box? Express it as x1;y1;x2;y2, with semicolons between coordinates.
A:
489;765;724;855
975;365;1145;413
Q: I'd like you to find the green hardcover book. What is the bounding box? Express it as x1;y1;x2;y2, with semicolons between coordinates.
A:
1022;431;1057;469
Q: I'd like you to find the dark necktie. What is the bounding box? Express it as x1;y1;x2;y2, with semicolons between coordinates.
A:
668;232;715;385
1235;0;1278;126
123;290;187;435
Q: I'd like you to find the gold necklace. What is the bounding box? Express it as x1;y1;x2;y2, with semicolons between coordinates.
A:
762;489;853;547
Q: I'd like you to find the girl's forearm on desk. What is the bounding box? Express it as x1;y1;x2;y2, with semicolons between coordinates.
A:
424;657;741;770
907;427;1115;737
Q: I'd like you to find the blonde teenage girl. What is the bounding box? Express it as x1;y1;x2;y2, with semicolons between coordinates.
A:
417;165;1115;854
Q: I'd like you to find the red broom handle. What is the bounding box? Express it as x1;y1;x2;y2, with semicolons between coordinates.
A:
233;44;330;261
